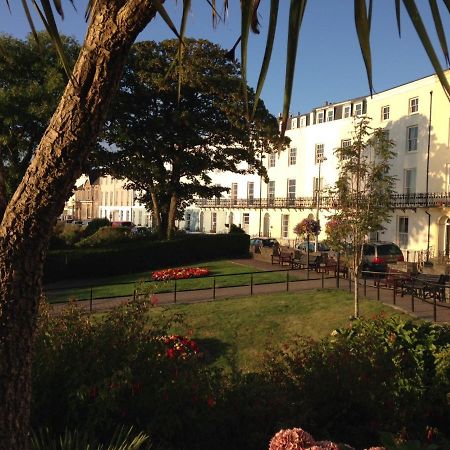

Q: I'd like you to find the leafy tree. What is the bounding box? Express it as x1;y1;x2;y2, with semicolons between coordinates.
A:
325;117;396;318
1;1;449;448
0;32;79;217
101;39;283;239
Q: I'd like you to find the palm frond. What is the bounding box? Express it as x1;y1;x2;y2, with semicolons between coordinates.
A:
177;0;191;102
280;0;307;137
429;0;450;65
403;0;450;99
240;0;254;121
151;0;182;40
251;0;279;120
395;0;402;37
354;0;373;96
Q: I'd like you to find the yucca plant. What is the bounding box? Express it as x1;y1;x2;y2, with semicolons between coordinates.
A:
30;427;150;450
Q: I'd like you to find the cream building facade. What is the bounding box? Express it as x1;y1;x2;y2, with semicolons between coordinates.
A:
184;72;450;260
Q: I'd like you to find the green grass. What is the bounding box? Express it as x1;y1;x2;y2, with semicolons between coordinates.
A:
147;289;410;372
44;260;305;303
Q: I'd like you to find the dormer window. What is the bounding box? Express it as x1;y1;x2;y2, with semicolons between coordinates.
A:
300;116;306;127
316;110;324;124
326;109;334;122
354;102;363;116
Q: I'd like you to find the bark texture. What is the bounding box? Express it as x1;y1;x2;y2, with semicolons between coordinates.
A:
0;2;158;448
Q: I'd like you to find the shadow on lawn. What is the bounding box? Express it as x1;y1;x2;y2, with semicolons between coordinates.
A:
195;337;232;365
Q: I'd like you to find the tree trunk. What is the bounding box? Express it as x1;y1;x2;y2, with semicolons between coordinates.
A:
0;153;7;221
167;192;178;240
150;189;162;236
0;2;158;449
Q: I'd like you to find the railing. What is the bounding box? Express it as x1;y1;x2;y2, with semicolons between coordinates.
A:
195;192;450;210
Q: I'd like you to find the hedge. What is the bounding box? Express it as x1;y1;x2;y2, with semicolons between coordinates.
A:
44;233;250;282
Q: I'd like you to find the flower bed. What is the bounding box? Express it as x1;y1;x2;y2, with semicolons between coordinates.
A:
159;335;201;360
151;267;210;281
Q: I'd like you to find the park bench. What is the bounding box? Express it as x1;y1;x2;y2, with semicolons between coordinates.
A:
271;248;293;266
291;252;322;270
400;273;447;302
380;267;411;293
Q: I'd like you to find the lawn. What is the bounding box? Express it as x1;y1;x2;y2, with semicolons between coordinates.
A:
147;289;410;372
44;259;308;303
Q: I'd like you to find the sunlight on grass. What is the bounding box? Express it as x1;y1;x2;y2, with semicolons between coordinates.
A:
147;289;409;372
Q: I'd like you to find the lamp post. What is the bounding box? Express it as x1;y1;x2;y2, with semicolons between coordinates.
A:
258;153;265;237
315;155;327;251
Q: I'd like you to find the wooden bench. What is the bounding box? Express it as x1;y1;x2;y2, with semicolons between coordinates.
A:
400;273;447;302
381;268;411;292
291;253;321;270
272;251;293;266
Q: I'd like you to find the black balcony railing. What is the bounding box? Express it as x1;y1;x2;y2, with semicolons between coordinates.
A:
194;192;450;210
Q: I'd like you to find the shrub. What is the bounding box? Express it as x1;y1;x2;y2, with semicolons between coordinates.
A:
32;300;223;449
50;222;84;248
263;316;450;449
44;233;250;282
76;226;131;247
83;218;111;238
229;224;245;234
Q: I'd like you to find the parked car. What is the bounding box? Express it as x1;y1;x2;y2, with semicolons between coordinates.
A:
361;241;404;272
249;237;279;248
111;221;135;228
295;241;330;253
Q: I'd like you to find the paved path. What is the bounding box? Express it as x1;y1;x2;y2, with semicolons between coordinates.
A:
49;258;450;323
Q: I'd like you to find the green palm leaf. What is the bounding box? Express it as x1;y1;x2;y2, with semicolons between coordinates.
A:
251;0;279;120
240;0;254;121
354;0;373;96
429;0;450;65
281;0;307;137
403;0;450;99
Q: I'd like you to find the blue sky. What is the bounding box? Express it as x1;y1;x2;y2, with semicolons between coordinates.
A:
1;1;449;115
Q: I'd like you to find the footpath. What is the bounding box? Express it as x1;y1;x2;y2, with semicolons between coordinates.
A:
50;257;450;324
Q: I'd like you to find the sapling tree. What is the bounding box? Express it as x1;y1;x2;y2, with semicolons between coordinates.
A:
325;117;396;318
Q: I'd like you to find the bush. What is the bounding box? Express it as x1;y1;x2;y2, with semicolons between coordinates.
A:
32;300;224;450
76;226;131;247
229;224;245;234
262;316;450;448
44;233;250;282
83;218;111;238
55;223;84;247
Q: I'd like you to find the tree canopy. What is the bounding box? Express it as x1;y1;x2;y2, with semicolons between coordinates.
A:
101;38;284;239
0;32;79;217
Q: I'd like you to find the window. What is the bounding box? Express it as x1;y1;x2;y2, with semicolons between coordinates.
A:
289;147;297;166
446;163;450;193
268;181;275;205
354;102;363;116
281;214;289;238
247;182;254;204
315;144;324;164
409;97;419;114
341;139;351;148
382;130;390;141
300;116;306;127
291;118;298;129
398;217;409;247
243;213;250;225
327;109;334;122
407;125;418;152
404;168;416;196
269;153;276;168
381;105;390;120
287;179;296;199
316;110;324;124
211;212;217;233
231;183;238;205
185;213;191;230
343;105;351;118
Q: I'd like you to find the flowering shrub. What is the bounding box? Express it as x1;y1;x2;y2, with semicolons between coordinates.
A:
268;427;386;450
159;334;201;360
151;266;209;281
293;219;321;237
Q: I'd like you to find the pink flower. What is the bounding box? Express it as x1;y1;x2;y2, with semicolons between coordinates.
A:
269;428;316;450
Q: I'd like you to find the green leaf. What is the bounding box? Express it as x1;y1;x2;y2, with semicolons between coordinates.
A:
403;0;450;100
280;0;307;137
177;0;191;103
240;0;254;121
251;0;279;120
396;0;402;37
429;0;450;65
152;0;182;40
354;0;373;96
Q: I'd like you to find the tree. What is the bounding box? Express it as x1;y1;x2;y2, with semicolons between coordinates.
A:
1;1;449;448
0;32;79;218
101;38;282;239
325;117;396;318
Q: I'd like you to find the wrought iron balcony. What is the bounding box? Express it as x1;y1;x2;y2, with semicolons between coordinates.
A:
194;192;450;210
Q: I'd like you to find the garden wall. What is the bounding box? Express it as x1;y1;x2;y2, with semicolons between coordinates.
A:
44;233;250;282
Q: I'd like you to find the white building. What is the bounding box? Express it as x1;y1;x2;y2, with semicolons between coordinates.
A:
185;71;450;260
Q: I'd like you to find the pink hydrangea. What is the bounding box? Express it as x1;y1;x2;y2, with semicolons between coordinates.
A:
269;428;316;450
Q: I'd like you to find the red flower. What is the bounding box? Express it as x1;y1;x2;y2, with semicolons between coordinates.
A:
207;396;216;408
